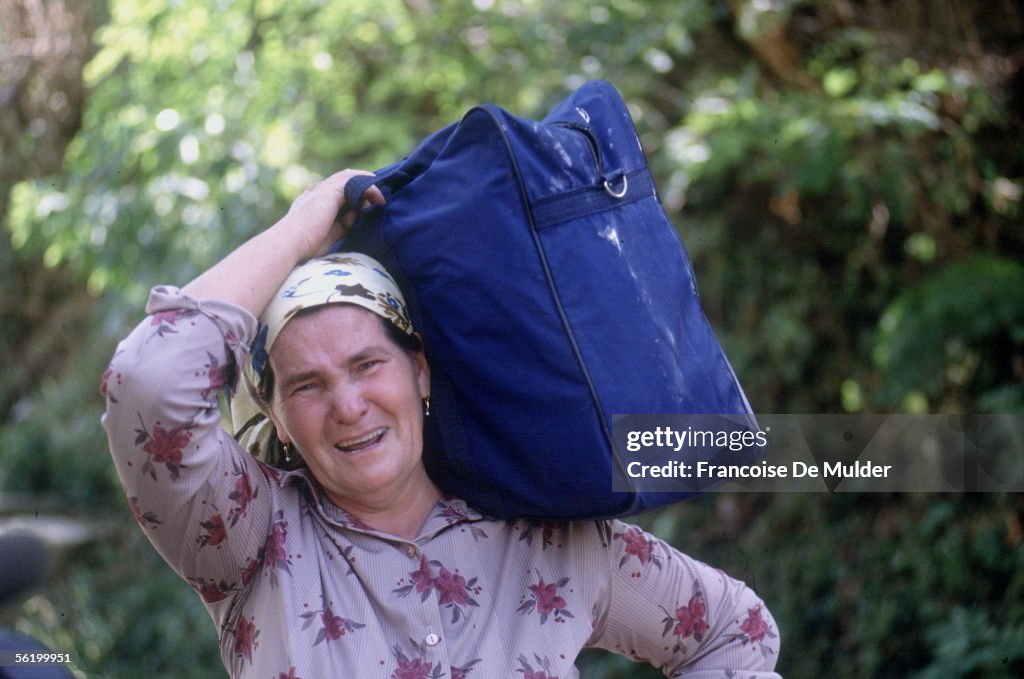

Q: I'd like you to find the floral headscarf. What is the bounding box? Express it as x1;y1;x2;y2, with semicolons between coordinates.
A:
230;252;414;467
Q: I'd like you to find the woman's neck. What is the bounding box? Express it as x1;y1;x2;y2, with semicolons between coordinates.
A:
331;477;443;540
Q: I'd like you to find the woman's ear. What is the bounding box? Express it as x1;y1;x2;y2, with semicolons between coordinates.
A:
267;403;291;445
414;338;430;399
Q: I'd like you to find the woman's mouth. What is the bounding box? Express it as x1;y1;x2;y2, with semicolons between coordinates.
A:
334;428;387;454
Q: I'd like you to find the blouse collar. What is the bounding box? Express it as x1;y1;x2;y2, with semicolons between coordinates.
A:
276;465;486;541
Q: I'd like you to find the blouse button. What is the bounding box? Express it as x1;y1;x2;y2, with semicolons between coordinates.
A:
405;545;417;558
424;633;441;647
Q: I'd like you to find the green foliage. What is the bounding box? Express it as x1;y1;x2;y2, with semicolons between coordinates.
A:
3;0;1023;677
616;493;1024;679
914;607;1024;679
0;323;121;504
16;528;223;679
6;0;722;303
875;256;1024;411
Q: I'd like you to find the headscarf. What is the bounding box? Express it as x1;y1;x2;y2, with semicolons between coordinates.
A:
230;252;414;467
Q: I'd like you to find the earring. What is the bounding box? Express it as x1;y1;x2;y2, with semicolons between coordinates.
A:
423;396;431;417
283;443;292;463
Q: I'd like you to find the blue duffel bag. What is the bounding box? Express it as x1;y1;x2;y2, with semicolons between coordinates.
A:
339;80;755;519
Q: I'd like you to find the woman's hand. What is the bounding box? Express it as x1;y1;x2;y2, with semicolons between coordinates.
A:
284;169;387;260
181;169;385;317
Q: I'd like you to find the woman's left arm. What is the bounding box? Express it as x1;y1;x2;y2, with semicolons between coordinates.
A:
586;520;782;678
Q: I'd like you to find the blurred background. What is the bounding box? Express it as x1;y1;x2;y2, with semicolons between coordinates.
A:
1;0;1022;676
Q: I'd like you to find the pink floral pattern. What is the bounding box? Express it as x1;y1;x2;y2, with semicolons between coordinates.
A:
337;507;373;531
256;458;282;483
451;658;482;679
735;604;778;660
240;556;261;586
259;511;293;587
661;588;709;653
518;520;563;550
186;576;235;603
391;643;444;679
740;604;770;642
232;615;259;665
439;498;488;541
517;653;560;679
322;531;358;575
128;496;161;529
407;557;434;600
299;598;365;645
393;556;482;623
134;415;192;481
518;574;574;624
99;364;120;402
149;309;183;337
197;512;228;548
613;527;663;575
226;459;258;527
199;350;231;400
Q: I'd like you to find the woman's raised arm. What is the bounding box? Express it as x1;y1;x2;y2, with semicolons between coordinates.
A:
181;169;384;315
101;169;383;621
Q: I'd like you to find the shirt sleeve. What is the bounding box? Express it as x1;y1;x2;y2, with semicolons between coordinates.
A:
586;519;782;678
101;286;277;619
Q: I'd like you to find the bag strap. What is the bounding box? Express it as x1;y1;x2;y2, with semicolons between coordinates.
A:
530;167;656;230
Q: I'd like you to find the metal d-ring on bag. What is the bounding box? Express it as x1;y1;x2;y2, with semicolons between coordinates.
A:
338;80;758;519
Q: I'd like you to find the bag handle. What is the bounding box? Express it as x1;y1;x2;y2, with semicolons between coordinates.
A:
338;165;406;221
338;121;459;221
342;173;385;209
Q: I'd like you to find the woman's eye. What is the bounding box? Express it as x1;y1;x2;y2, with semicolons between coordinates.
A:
357;359;383;373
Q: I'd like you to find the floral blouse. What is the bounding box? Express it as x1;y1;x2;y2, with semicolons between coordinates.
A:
101;287;781;679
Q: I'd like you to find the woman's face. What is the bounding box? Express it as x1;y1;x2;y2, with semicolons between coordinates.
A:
267;304;431;513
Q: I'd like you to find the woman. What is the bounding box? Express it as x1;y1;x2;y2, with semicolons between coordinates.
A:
102;170;781;678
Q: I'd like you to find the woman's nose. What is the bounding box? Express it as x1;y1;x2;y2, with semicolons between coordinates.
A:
329;382;367;422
